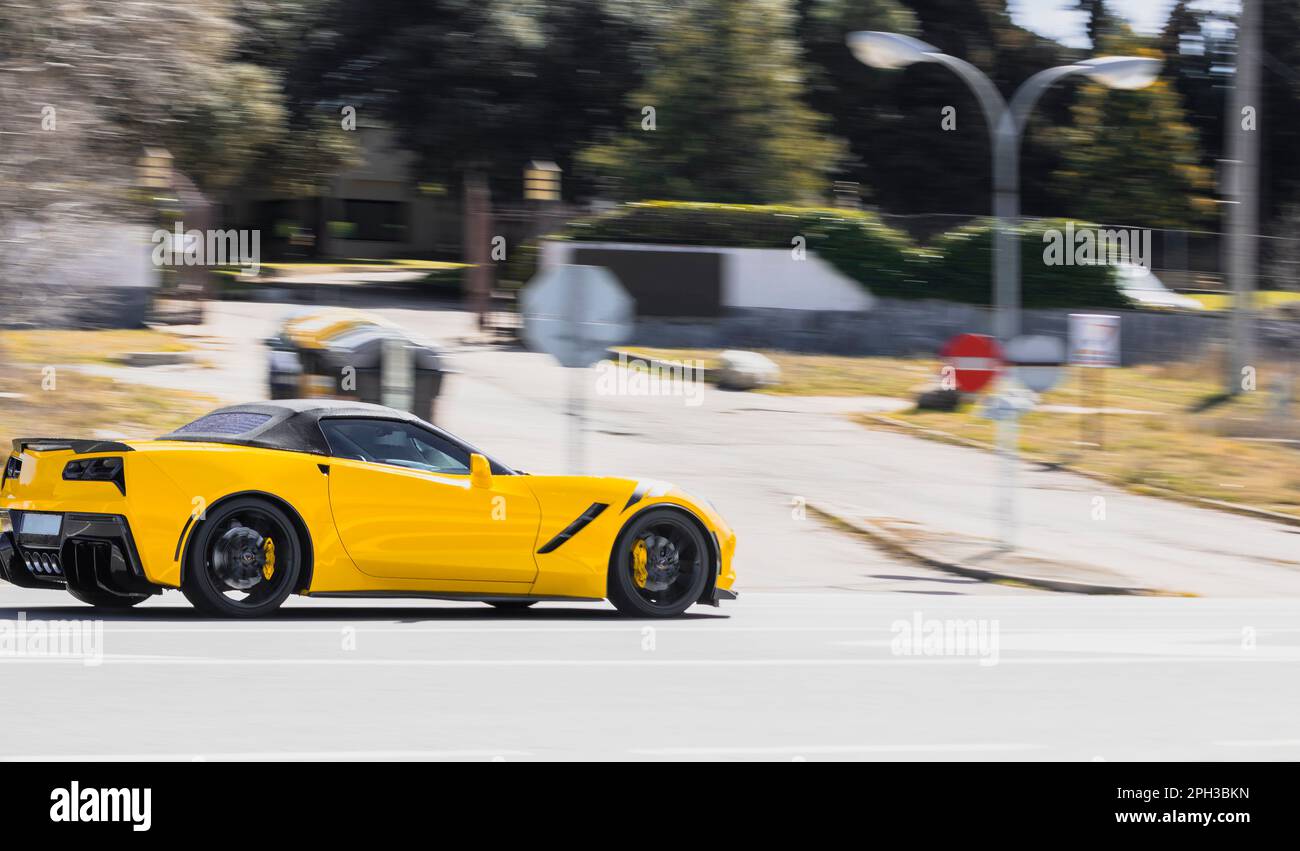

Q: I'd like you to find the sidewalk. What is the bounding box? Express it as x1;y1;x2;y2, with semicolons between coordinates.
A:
807;502;1173;595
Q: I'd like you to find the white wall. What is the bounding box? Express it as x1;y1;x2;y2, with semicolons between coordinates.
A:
540;240;874;312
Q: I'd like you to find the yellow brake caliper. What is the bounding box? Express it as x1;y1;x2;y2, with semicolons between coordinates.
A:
631;538;649;589
262;538;276;581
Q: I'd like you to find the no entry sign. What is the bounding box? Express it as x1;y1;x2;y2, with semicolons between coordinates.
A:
940;333;1003;393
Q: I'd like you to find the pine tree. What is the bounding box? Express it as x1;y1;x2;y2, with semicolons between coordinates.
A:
1079;0;1121;48
1051;49;1214;228
579;0;844;203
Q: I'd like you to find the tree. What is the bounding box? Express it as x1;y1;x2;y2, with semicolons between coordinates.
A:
1159;1;1234;170
284;0;648;316
579;0;845;203
0;1;286;322
1258;0;1300;235
1050;58;1214;229
1079;0;1122;48
797;0;1087;220
286;0;646;199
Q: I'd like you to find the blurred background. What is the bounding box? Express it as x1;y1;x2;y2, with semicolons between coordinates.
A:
0;0;1297;589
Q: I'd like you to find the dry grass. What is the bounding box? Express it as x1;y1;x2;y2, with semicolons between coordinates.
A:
0;328;190;366
621;346;1300;516
0;329;214;449
1186;290;1300;312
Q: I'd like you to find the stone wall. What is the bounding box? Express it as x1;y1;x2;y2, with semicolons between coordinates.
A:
629;299;1298;365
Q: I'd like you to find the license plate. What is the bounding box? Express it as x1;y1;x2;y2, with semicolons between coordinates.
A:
20;512;62;537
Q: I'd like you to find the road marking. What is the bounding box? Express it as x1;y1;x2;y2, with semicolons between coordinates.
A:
0;749;531;762
1;655;1296;667
1213;739;1300;748
10;623;904;636
630;743;1043;756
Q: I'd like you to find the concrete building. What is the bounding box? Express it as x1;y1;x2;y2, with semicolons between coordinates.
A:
224;126;462;260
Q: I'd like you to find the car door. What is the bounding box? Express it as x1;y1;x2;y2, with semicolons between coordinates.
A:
320;418;541;583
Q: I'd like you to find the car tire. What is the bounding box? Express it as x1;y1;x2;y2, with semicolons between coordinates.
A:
607;507;710;618
68;588;149;609
182;497;303;618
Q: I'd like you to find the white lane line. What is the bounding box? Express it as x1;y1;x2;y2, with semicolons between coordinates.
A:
631;743;1043;756
0;749;531;762
1213;739;1300;748
1;655;1296;666
6;626;899;635
10;625;1300;636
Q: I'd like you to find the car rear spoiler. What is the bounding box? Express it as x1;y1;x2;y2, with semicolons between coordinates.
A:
11;438;135;454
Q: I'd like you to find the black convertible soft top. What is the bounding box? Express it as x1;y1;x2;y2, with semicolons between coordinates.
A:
158;400;516;473
160;400;426;456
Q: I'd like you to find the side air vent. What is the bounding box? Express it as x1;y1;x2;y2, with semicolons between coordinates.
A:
537;503;609;554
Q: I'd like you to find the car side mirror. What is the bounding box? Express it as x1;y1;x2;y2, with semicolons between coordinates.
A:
469;453;492;489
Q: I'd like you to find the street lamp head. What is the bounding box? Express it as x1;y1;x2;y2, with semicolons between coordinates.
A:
846;31;940;70
1078;56;1162;90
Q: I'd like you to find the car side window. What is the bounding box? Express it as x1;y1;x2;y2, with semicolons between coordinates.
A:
320;419;470;475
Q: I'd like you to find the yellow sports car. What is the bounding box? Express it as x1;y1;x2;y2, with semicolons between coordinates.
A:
0;400;737;618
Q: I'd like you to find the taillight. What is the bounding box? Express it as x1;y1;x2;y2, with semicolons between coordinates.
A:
62;457;126;495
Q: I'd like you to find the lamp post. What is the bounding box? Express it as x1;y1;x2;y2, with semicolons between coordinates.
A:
847;31;1160;549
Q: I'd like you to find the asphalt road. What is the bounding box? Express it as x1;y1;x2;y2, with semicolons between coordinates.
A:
2;586;1298;761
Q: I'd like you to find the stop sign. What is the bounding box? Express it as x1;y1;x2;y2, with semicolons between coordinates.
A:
520;265;635;368
940;333;1003;393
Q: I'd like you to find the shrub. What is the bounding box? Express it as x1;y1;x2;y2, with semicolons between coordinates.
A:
418;265;466;299
923;219;1129;309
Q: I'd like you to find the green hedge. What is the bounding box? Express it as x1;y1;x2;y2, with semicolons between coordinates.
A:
926;219;1130;308
418;265;467;298
501;201;1128;309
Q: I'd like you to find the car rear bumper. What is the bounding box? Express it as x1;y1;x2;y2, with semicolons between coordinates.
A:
0;511;159;598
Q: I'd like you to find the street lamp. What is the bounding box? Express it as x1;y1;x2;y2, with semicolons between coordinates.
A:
848;31;1160;549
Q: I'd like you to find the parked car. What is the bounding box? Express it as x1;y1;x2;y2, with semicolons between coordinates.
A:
1114;263;1207;310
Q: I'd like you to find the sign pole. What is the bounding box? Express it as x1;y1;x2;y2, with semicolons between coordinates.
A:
997;414;1017;551
568;366;585;475
1078;366;1087;449
519;264;635;475
1068;314;1120;450
1097;367;1106;450
998;333;1068;550
380;337;414;413
568;271;586;474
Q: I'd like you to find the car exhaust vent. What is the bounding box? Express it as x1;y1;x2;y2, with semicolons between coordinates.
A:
21;548;63;577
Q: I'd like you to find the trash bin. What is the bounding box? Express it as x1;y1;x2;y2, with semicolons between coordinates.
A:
265;309;448;422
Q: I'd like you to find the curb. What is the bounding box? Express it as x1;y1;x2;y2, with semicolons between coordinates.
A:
807;501;1180;596
862;413;1300;529
117;351;194;368
606;348;715;380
